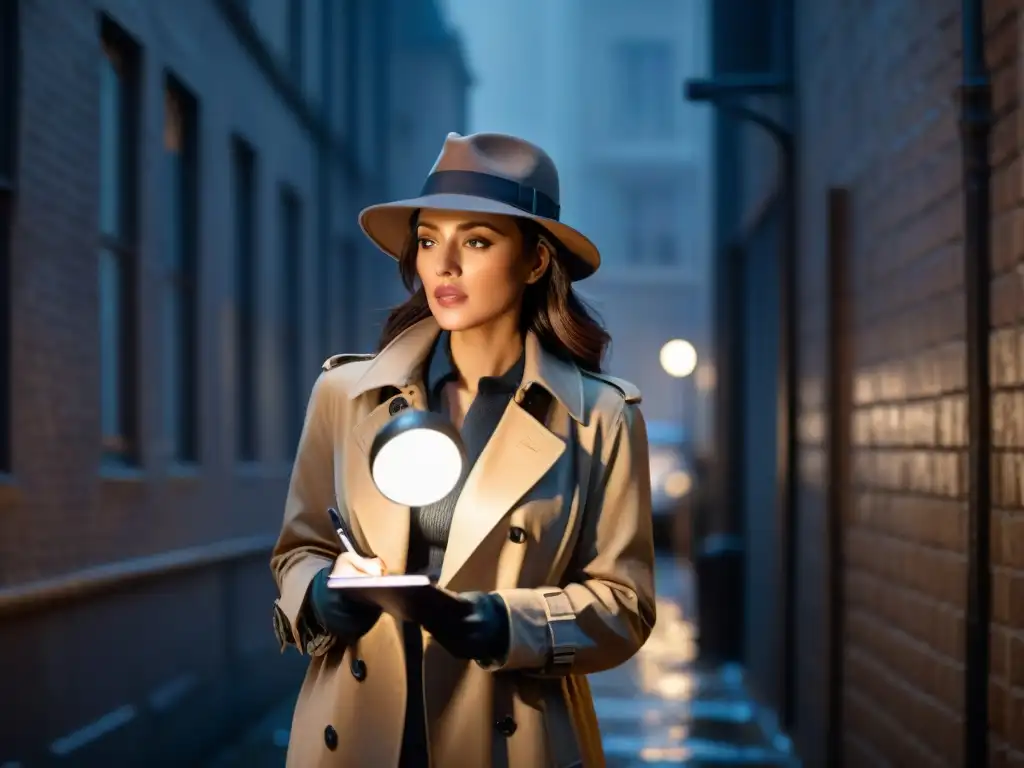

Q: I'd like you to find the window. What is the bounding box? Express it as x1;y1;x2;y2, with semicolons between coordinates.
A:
279;186;303;454
286;0;304;83
99;21;141;465
610;40;675;140
164;76;200;463
232;137;259;462
0;0;17;472
621;182;684;266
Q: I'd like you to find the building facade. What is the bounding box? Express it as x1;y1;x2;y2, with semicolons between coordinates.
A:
705;0;1023;766
0;0;468;764
442;0;714;448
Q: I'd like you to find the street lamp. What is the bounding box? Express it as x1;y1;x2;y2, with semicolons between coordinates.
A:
660;339;698;380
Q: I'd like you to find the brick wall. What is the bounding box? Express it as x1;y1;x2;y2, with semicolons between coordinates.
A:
776;1;1022;765
0;0;392;763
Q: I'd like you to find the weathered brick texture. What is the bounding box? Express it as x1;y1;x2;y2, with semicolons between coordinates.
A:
766;0;1022;765
0;0;370;762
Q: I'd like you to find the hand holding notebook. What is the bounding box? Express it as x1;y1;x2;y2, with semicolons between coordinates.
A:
324;508;474;628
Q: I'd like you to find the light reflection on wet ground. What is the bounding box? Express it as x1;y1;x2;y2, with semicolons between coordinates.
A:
209;559;799;767
590;559;798;766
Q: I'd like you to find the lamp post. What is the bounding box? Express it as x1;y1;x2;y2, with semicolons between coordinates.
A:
659;338;697;444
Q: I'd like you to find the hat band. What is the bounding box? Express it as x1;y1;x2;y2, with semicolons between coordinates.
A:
420;170;561;221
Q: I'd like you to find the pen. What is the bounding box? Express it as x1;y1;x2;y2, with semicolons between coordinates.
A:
327;507;375;559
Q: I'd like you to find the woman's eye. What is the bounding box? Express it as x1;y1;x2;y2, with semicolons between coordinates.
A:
417;237;435;249
466;238;491;249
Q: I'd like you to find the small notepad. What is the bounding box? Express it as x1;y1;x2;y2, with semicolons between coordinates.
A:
325;572;472;626
326;573;432;589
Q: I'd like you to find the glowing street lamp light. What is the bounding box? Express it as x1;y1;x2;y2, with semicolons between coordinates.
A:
660;339;698;379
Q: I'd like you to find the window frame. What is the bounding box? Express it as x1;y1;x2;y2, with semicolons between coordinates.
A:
98;17;142;466
163;73;201;465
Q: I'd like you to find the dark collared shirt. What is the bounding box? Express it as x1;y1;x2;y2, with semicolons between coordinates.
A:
406;331;526;576
400;331;525;768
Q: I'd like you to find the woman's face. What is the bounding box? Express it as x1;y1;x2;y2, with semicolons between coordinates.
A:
415;210;547;332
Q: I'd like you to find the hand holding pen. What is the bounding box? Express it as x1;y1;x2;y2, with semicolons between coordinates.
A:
306;507;384;640
327;507;387;578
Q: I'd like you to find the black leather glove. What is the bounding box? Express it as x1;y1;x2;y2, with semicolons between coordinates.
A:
422;591;510;665
306;567;381;641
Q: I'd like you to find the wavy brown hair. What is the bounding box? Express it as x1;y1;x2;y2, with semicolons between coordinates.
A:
377;213;610;372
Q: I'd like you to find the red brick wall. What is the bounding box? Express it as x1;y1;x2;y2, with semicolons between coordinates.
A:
776;1;1023;765
0;0;346;762
985;1;1024;763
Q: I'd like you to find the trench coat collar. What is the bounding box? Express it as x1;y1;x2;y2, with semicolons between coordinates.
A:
349;317;585;423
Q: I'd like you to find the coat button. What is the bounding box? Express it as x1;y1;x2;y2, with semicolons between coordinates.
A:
324;724;338;750
509;527;527;544
350;657;367;682
494;715;517;737
389;397;409;415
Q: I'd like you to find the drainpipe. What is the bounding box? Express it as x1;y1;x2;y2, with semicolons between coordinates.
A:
960;0;992;764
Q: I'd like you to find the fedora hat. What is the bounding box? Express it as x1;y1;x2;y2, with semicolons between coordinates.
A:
359;132;600;280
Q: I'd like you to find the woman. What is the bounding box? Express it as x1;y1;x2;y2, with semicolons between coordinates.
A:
271;132;656;768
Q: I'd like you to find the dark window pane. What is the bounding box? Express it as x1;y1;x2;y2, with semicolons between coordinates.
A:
287;0;304;82
620;181;684;265
99;45;123;238
280;188;303;454
0;0;18;187
611;41;674;140
99;246;123;450
0;0;14;470
98;21;139;465
233;137;258;462
165;78;199;463
0;195;10;471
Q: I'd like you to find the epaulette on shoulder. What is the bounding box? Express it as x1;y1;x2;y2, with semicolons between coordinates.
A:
582;370;642;404
321;353;375;373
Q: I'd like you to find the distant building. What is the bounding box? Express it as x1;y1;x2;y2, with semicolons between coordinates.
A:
0;0;468;764
349;0;473;350
442;0;714;447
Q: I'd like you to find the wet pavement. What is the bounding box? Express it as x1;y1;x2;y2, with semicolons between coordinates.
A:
208;559;798;767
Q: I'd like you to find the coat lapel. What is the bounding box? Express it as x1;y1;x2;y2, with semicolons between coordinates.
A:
339;317;587;586
438;398;566;587
437;331;583;589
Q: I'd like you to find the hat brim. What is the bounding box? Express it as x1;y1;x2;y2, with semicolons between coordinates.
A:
358;193;600;281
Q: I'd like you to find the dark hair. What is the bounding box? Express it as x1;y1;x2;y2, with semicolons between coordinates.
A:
377;214;610;372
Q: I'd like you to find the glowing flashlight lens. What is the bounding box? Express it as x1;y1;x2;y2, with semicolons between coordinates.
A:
371;427;464;507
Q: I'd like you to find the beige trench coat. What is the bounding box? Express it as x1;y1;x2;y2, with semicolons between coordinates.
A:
271;318;657;768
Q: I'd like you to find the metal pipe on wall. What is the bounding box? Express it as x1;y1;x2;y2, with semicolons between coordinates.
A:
776;130;799;734
825;187;851;767
960;0;992;764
